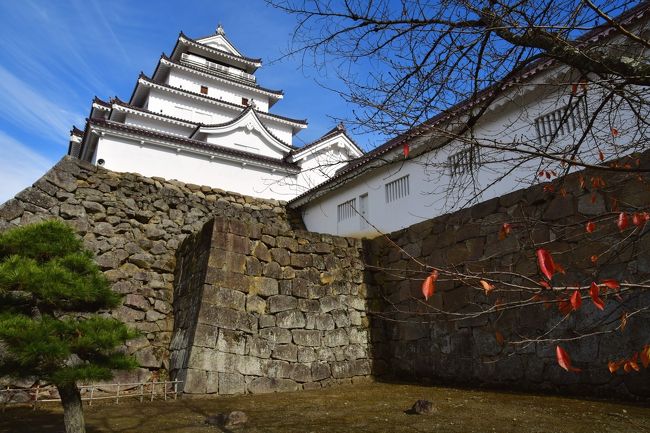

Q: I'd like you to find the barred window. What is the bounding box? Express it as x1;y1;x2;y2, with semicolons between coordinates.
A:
534;97;588;144
337;198;356;222
448;146;480;177
385;175;410;203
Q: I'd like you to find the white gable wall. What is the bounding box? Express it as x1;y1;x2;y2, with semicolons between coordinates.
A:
204;127;287;159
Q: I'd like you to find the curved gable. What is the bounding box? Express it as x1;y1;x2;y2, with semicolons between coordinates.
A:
196;109;292;160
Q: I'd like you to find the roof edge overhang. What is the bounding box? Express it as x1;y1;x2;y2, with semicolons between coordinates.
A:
135;75;308;131
87;119;300;174
288;131;364;163
156;56;284;100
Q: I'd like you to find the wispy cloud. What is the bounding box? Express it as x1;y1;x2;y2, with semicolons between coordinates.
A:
0;65;81;143
0;131;54;204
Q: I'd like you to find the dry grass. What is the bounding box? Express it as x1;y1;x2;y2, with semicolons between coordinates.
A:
2;382;649;433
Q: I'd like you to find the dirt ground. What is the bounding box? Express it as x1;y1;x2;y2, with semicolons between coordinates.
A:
1;382;649;433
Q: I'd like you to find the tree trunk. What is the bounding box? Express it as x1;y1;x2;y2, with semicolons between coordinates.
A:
56;383;85;433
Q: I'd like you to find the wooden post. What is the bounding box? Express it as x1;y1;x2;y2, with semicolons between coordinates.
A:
174;381;178;400
139;384;144;403
33;385;40;410
164;381;168;401
116;384;120;404
150;382;155;402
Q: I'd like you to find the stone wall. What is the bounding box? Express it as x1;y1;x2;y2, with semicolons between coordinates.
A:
366;155;650;399
0;157;294;383
171;216;372;394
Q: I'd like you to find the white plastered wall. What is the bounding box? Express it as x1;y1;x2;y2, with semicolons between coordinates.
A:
300;71;649;237
94;134;300;200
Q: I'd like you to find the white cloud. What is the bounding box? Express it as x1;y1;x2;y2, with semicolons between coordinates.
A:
0;131;54;204
0;65;81;144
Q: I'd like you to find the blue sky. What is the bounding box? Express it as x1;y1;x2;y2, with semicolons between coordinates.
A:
0;0;381;203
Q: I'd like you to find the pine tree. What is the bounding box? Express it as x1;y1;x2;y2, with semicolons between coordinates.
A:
0;221;137;433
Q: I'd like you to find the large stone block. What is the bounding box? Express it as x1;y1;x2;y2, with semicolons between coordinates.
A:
272;344;298;362
323;328;350;347
276;310;306;329
204;286;246;310
259;327;293;344
268;295;298;313
216;329;246;355
248;377;299;394
311;362;332;381
183;369;207;394
219;372;246;395
292;329;322;347
250;277;279;297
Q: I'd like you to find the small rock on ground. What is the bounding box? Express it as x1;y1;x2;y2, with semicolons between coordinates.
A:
205;410;248;428
405;399;437;415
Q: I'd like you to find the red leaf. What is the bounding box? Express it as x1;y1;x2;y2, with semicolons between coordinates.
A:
570;290;582;311
585;221;596;233
601;279;620;291
556;346;581;372
495;331;505;347
536;248;556;280
480;279;495;295
590;282;605;310
421;270;439;301
624;353;640;372
611;127;619;137
539;280;551;289
632;212;646;228
499;223;512;240
403;143;410;158
617;212;629;231
598;149;605;161
558;299;573;316
608;360;623;374
590;255;599;264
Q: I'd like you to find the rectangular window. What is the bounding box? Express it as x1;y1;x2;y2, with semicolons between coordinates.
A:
337;198;356;223
200;85;209;95
385;175;410;203
448;147;480;177
534;96;588;144
242;97;249;106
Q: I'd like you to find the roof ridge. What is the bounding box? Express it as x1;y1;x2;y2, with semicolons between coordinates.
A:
179;31;262;64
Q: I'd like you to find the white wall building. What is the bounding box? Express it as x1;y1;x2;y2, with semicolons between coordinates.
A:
288;6;650;237
69;26;363;200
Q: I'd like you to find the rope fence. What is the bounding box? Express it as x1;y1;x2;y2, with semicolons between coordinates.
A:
1;380;182;411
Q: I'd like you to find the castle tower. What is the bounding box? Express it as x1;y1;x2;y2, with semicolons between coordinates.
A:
69;26;363;199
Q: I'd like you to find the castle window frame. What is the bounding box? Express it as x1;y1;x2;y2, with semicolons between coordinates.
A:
337;198;356;223
448;146;480;177
385;175;410;203
534;96;588;144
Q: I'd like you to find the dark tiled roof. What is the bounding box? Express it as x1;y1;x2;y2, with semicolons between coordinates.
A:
87;118;300;172
70;126;84;136
159;54;283;96
178;32;262;65
92;97;111;108
136;74;307;127
287;2;650;207
290;123;364;156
